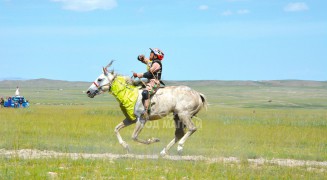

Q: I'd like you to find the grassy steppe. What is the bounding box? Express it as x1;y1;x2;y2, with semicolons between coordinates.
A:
0;79;326;179
1;158;325;179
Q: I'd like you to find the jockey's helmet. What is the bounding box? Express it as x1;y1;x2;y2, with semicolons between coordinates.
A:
150;48;164;60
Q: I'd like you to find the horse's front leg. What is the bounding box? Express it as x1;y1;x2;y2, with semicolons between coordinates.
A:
114;119;135;153
132;117;160;145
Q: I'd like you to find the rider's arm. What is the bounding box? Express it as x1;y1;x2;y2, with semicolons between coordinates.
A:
135;62;161;79
135;73;144;78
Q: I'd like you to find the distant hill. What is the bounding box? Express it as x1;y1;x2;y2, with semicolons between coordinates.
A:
0;78;90;89
168;80;327;88
0;78;326;89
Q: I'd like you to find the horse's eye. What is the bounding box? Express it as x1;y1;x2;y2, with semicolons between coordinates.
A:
98;78;103;82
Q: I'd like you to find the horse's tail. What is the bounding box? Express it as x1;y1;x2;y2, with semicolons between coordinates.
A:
199;93;208;111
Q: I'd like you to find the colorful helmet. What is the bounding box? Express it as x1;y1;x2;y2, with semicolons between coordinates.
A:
150;48;164;60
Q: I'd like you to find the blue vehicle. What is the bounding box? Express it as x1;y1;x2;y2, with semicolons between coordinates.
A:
4;96;29;108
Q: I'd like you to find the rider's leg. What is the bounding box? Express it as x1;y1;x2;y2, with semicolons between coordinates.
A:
141;80;159;120
141;89;150;119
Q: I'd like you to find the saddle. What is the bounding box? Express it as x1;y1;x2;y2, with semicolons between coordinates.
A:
132;79;166;88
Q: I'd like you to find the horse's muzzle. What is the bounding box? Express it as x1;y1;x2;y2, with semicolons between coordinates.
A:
86;90;98;98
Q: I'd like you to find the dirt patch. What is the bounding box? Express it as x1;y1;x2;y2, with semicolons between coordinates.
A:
0;149;326;168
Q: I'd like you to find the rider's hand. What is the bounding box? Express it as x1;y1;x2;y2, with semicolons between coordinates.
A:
137;55;145;61
133;72;138;78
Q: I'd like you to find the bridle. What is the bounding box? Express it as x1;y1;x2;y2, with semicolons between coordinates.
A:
87;60;116;97
92;74;116;94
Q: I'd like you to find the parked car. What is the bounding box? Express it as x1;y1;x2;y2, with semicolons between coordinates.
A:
4;96;29;108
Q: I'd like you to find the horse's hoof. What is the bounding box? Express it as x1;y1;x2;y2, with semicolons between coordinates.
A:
122;143;130;153
126;146;130;153
160;148;167;156
177;145;183;155
148;137;160;144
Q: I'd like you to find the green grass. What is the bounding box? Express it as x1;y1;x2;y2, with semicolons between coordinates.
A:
0;80;327;178
1;158;326;179
1;106;326;161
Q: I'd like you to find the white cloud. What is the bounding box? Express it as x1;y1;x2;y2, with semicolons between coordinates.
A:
222;10;233;16
222;9;250;16
198;5;209;11
52;0;117;12
237;9;250;15
284;2;309;12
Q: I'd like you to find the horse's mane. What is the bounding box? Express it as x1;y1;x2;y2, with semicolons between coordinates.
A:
118;75;145;88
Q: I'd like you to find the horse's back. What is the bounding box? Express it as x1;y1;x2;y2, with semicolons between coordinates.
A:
152;85;205;116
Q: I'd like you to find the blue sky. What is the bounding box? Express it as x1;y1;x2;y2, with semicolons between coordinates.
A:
0;0;326;81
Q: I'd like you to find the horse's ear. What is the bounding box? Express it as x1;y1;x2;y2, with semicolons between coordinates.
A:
103;67;108;75
105;60;115;69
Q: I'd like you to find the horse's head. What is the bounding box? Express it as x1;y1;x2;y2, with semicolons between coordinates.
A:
86;61;116;98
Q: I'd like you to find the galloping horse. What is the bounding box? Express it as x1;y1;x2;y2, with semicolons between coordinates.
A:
86;61;207;155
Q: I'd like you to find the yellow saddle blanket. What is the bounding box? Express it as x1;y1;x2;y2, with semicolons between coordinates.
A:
109;76;139;120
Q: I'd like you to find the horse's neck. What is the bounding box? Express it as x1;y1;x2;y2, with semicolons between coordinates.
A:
109;76;135;102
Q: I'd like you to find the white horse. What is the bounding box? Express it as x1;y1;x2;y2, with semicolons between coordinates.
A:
86;61;207;155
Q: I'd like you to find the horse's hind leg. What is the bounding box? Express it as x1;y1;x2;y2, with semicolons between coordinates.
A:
160;114;185;156
131;117;160;145
175;115;186;140
176;114;197;154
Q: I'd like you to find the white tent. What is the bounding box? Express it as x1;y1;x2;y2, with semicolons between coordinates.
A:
15;87;20;96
